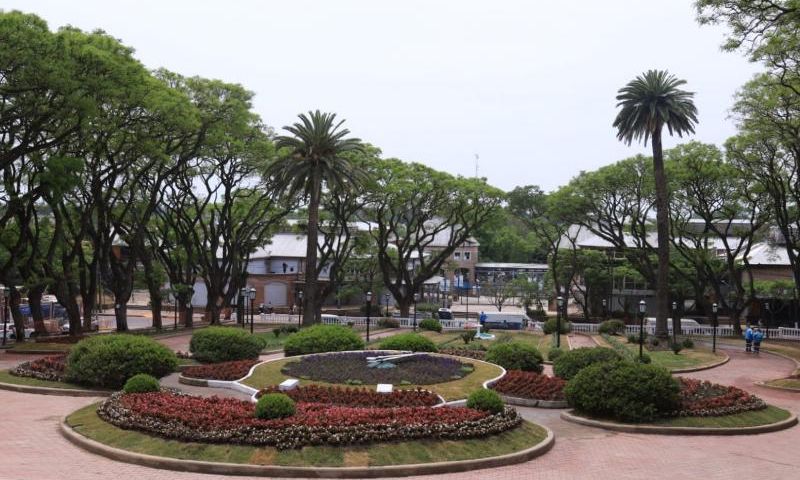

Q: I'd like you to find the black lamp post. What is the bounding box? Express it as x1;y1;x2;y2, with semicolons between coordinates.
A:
638;300;646;362
384;293;390;318
413;292;419;331
366;291;373;342
602;298;607;321
239;287;247;328
711;302;718;353
249;287;256;334
297;291;303;328
174;293;178;331
671;301;678;344
1;287;9;346
556;296;563;348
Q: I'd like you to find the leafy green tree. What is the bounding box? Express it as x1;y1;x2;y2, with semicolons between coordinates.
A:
613;70;698;339
266;111;364;325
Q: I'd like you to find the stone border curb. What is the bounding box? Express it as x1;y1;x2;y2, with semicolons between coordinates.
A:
670;352;730;373
498;394;568;409
0;381;110;397
60;417;555;478
754;380;800;393
560;409;798;435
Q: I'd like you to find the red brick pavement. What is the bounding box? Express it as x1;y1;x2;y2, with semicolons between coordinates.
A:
0;345;798;479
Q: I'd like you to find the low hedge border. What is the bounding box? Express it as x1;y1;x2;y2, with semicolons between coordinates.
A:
60;415;554;478
560;409;798;435
0;381;110;397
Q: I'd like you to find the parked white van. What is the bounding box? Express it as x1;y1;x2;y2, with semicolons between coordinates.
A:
321;314;342;324
481;311;529;330
645;318;700;328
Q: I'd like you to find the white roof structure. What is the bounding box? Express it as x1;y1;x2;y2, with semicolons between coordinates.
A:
742;243;791;266
250;233;319;259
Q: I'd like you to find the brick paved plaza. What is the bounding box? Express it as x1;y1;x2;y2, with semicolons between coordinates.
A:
1;336;798;480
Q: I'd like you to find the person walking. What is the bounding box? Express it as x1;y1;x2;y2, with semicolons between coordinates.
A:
753;327;764;355
744;324;754;353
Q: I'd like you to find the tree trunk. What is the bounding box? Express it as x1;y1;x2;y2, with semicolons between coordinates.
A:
9;288;26;341
81;259;98;332
114;303;128;331
28;285;47;335
303;166;322;326
651;129;670;340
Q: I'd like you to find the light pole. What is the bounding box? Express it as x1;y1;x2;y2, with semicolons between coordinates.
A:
239;287;248;328
671;301;678;344
249;287;256;334
711;302;718;353
413;292;419;331
297;291;303;328
638;300;646;362
384;293;390;318
1;287;9;346
602;298;607;321
556;296;563;348
366;291;373;342
465;285;470;323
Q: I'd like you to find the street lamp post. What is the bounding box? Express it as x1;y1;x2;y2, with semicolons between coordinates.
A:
413;292;419;331
384;293;390;318
556;296;563;349
671;301;678;344
712;302;718;353
239;288;248;329
638;300;646;362
602;298;607;321
249;287;256;334
297;291;303;328
366;291;373;342
465;285;470;323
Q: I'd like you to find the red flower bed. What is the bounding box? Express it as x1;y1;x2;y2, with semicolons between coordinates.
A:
439;348;487;360
491;370;566;401
10;355;67;382
675;377;766;417
256;385;441;407
182;359;259;381
98;391;521;449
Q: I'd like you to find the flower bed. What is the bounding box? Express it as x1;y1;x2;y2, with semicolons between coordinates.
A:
256;385;441;407
675;377;766;417
491;370;566;401
438;348;487;360
97;391;521;449
10;355;67;382
182;359;259;381
280;351;472;385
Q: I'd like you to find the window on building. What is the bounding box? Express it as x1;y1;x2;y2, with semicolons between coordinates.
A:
464;252;470;260
454;252;461;260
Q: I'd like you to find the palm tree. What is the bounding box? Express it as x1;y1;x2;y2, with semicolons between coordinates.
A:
267;110;363;325
613;70;698;339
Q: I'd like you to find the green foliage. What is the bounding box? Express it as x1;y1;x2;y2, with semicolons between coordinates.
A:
419;318;443;333
565;361;680;422
542;318;571;334
552;347;622;380
485;342;544;373
377;318;400;328
189;327;266;363
461;331;474;344
283;324;365;356
254;393;296;419
66;334;177;388
466;389;504;414
627;333;639;344
670;342;683;355
123;374;160;394
547;347;564;362
378;333;438;352
682;338;694;349
598;319;626;336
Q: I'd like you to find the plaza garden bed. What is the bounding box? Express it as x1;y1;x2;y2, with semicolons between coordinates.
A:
600;334;727;371
182;359;260;381
491;370;567;406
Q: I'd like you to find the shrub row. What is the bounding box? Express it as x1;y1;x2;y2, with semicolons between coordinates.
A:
98;391;521;450
378;333;438;352
189;327;265;363
485;342;544;373
182;359;260;381
418;318;442;333
491;370;566;401
552;347;622;380
256;385;441;408
598;319;626;335
283;324;364;356
542;318;571;334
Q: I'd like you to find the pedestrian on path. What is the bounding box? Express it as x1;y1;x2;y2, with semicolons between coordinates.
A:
753;327;764;354
745;324;754;353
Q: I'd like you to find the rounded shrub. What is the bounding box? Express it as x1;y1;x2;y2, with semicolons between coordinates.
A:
564;361;680;422
552;347;622;380
283;324;365;356
681;338;694;349
542;318;571;334
378;333;438;352
485;342;544;373
466;389;504;414
636;352;652;364
66;334;177;389
598;319;626;336
627;333;640;344
123;373;160;394
418;318;442;333
548;347;564;362
254;393;296;419
189;327;266;363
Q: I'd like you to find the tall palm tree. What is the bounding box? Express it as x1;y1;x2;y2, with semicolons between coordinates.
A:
267;110;363;325
613;70;698;339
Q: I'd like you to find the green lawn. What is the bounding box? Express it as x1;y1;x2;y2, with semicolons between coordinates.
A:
765;378;800;390
67;404;547;467
241;355;503;401
253;331;292;351
601;335;725;371
653;405;791;428
379;329;565;352
0;369;98;390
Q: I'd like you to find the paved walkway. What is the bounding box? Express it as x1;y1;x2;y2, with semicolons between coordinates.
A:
1;345;799;479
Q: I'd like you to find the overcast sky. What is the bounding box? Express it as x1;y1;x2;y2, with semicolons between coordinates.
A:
6;0;761;192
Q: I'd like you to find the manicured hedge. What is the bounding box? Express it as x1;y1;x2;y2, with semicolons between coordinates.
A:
466;389;504;414
419;318;442;333
565;361;680;422
598;319;626;335
254;393;296;419
283;324;365;356
547;347;564;362
189;327;266;363
485;342;544;373
378;333;438;352
542;318;571;334
123;374;160;394
552;347;622;380
66;334;177;389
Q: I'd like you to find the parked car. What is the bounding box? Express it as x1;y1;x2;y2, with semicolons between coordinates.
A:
481;312;529;330
4;327;35;340
437;308;453;320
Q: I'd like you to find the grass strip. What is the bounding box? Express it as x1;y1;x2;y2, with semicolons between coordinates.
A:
0;369;94;390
